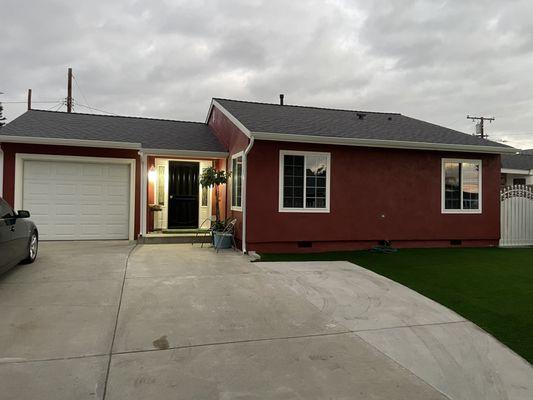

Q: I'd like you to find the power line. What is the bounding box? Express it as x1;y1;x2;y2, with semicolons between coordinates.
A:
72;73;91;108
0;100;59;104
75;102;119;116
47;101;64;111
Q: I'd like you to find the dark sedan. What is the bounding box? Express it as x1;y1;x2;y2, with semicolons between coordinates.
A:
0;197;38;275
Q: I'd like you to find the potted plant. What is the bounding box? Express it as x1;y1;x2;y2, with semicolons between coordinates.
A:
200;166;232;249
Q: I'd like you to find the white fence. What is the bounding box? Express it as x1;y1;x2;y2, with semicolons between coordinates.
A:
500;185;533;247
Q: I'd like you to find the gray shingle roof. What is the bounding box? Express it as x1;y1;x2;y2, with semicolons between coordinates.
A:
502;152;533;170
0;110;227;153
214;98;510;150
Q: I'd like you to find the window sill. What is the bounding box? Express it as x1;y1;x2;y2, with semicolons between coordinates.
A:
441;209;482;214
279;208;330;213
231;206;243;212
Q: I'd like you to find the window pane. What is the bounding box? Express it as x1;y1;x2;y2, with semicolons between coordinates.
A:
157;166;165;205
305;155;327;209
462;163;480;210
200;167;208;207
283;154;304;208
444;162;461;210
0;199;14;219
232;156;242;207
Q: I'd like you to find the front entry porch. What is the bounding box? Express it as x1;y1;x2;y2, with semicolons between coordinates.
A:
142;154;227;240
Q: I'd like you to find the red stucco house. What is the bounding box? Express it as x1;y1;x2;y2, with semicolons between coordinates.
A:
0;98;515;252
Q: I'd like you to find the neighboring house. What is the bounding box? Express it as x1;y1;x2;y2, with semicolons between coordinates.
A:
0;98;515;252
501;149;533;186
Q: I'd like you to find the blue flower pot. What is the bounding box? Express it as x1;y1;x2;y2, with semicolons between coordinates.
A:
213;232;232;249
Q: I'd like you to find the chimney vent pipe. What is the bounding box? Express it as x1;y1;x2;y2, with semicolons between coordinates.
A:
279;94;284;105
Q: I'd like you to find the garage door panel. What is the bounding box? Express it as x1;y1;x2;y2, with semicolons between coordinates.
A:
22;160;131;240
82;164;104;177
108;184;129;197
55;184;77;195
81;184;104;196
55;163;81;177
106;204;129;216
80;204;103;216
25;161;53;177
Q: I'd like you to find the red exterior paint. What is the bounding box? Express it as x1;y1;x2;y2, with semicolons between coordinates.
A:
245;140;501;253
208;106;250;243
0;142;141;239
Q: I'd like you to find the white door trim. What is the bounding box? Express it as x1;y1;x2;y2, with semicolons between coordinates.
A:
14;153;136;241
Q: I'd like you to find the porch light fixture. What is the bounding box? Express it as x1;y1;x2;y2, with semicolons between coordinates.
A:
148;166;157;183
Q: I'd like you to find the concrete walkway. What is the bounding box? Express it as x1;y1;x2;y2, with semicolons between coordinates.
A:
0;242;531;399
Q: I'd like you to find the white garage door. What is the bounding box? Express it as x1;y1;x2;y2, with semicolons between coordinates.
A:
22;160;131;240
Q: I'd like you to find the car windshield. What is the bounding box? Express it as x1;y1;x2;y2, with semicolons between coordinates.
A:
0;199;15;219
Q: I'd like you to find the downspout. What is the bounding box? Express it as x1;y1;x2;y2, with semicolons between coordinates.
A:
139;150;147;238
241;135;255;254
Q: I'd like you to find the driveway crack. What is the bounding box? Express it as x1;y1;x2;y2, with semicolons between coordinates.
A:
101;243;138;400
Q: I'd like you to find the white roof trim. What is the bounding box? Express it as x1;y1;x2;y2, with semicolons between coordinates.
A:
501;168;533;175
251;131;517;154
0;135;142;149
0;135;228;157
209;100;252;139
143;148;228;158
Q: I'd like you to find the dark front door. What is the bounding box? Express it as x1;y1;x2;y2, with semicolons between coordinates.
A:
168;161;199;229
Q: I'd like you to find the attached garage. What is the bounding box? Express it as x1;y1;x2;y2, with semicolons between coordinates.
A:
15;155;135;240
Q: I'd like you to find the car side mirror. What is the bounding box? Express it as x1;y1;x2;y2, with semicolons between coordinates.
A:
17;210;31;218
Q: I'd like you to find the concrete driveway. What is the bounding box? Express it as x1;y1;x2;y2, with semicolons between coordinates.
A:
0;242;531;399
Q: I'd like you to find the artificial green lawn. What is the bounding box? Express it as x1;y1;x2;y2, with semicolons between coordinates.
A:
260;248;533;364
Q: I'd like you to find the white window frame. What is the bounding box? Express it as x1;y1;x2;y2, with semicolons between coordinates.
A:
441;158;482;214
279;150;331;213
231;151;243;211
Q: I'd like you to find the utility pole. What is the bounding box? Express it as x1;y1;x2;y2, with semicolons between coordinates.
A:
467;115;494;139
27;89;32;110
66;67;73;113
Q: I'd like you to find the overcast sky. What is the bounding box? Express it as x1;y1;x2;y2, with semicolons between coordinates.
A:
1;0;532;148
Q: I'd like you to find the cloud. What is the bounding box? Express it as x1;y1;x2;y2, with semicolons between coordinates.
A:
1;0;532;148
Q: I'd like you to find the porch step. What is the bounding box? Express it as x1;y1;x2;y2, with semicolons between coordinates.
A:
138;234;211;245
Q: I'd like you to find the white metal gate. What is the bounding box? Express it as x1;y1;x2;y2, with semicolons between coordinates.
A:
500;185;533;247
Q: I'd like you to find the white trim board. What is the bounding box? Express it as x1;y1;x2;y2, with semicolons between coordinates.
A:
14;153;136;241
441;158;483;215
207;100;252;139
254;132;515;155
0;135;141;149
501;168;532;175
230;151;243;212
143;148;228;158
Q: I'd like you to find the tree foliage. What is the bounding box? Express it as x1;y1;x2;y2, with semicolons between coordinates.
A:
0;103;6;128
200;166;231;225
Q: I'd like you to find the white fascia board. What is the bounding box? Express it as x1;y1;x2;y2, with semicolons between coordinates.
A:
205;99;215;124
143;148;228;159
251;131;517;155
210;100;252;139
0;135;141;149
501;168;532;175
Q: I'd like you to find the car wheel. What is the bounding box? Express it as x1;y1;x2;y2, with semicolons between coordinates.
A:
22;231;38;264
